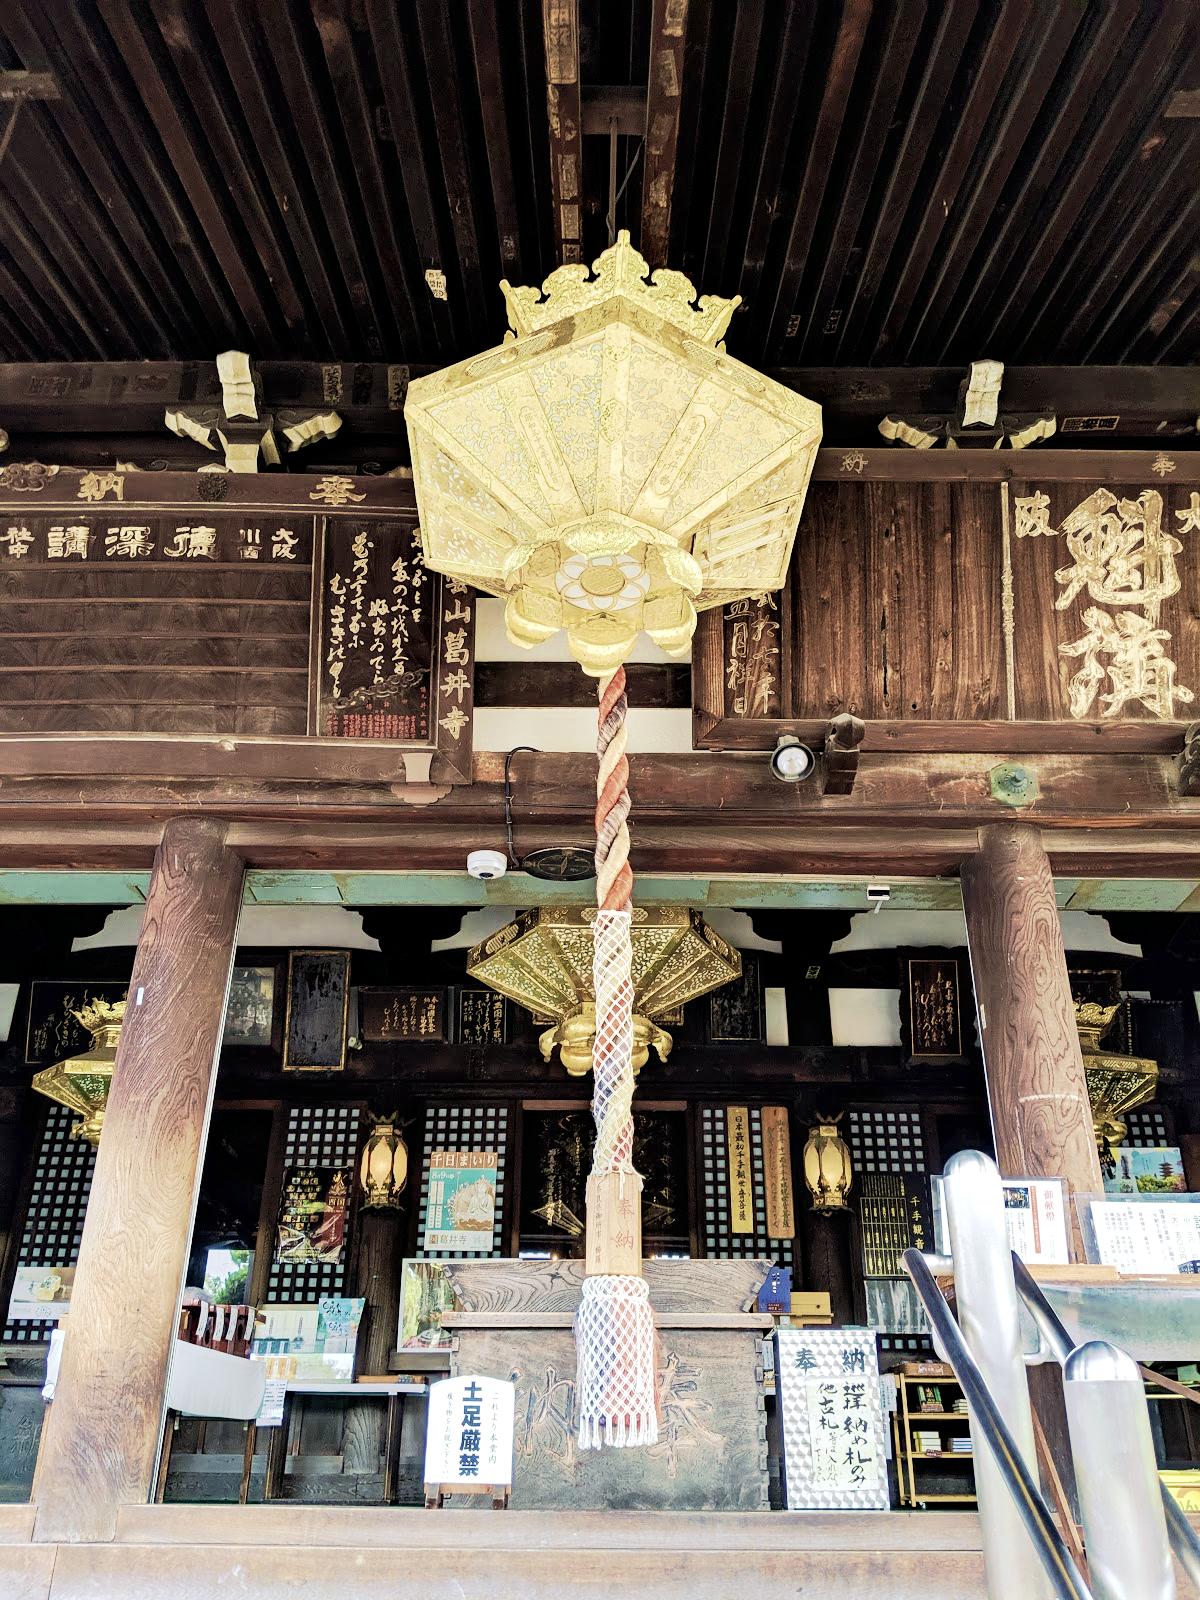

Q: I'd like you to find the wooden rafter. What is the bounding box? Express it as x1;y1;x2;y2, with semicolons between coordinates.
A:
641;0;689;269
541;0;582;265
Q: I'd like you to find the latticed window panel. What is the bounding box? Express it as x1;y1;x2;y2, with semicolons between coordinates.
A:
699;1105;794;1268
1124;1107;1173;1146
846;1107;926;1174
417;1103;508;1259
2;1103;96;1343
265;1104;363;1304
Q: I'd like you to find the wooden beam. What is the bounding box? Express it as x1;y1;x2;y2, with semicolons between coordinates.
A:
30;817;244;1543
641;0;689;268
960;823;1103;1250
541;0;582;264
475;661;689;708
0;70;59;102
0;362;1196;441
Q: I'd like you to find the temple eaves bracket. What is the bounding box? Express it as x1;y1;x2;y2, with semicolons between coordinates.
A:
165;351;342;473
879;359;1057;450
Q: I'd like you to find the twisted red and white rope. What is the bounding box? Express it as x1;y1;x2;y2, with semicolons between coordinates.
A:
594;666;632;913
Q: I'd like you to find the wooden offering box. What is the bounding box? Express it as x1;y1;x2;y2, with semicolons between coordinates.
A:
438;1258;774;1511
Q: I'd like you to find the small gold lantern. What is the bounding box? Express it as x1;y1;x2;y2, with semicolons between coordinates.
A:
1075;1001;1159;1168
32;998;125;1144
803;1113;853;1214
358;1115;409;1209
467;904;740;1077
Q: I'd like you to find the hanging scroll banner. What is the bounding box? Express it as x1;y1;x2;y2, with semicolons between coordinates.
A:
762;1105;796;1239
728;1106;754;1234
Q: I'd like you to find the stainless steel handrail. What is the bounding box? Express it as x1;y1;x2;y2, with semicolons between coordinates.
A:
903;1246;1096;1600
1012;1253;1200;1594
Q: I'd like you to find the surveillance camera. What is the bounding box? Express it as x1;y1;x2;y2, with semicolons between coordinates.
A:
769;734;816;783
467;849;508;881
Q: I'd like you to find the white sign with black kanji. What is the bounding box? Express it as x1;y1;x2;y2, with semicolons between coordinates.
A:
776;1328;889;1510
424;1374;515;1491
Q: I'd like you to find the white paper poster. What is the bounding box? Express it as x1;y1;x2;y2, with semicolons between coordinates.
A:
424;1374;515;1491
1091;1199;1200;1275
776;1328;889;1510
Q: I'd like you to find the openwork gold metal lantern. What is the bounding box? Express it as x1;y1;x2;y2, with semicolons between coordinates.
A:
1075;1001;1159;1167
32;998;125;1144
405;231;822;675
803;1113;854;1214
358;1115;409;1209
467;905;740;1077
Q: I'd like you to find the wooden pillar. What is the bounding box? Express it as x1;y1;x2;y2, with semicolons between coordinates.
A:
342;1208;406;1476
961;822;1103;1227
31;817;243;1543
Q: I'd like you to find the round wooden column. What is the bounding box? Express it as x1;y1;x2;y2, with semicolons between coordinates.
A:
31;816;244;1543
961;822;1102;1237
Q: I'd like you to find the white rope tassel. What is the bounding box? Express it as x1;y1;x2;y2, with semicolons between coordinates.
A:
575;1275;658;1449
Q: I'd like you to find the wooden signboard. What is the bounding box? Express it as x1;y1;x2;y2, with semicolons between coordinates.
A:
727;1106;754;1234
693;459;1200;755
24;980;127;1065
905;958;963;1059
761;1105;795;1240
457;988;508;1046
309;516;474;780
708;952;762;1042
283;950;350;1072
360;986;446;1042
0;469;475;781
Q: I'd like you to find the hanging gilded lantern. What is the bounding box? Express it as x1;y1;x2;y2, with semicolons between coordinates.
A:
803;1113;854;1214
404;231;821;676
466;904;740;1077
1074;1000;1159;1170
358;1115;409;1209
32;998;125;1145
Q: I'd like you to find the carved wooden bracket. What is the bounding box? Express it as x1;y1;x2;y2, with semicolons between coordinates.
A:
879;359;1056;450
165;350;341;473
1179;722;1200;797
822;713;865;796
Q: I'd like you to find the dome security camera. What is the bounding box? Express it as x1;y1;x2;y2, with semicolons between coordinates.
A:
769;734;815;783
467;848;508;881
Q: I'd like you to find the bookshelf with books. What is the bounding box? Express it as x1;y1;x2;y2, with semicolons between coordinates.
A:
892;1363;977;1508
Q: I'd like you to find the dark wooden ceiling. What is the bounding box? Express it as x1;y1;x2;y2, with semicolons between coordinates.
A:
0;0;1196;370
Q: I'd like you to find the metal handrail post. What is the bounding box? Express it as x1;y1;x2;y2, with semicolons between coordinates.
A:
1013;1253;1200;1594
904;1249;1095;1600
1064;1341;1176;1600
942;1150;1054;1600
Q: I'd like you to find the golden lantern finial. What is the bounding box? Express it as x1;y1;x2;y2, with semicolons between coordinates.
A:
406;230;821;676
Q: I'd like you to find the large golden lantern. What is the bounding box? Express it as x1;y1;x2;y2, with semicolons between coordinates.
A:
32;999;125;1145
467;905;741;1076
404;231;821;675
1075;1000;1159;1167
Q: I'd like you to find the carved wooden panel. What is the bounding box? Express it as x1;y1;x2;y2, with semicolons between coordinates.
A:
693;466;1200;754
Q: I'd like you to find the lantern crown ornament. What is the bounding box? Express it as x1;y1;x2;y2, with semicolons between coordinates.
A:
405;231;822;676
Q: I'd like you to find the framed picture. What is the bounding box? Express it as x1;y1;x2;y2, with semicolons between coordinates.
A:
708;952;763;1042
456;988;507;1046
283;950;350;1071
360;986;446;1042
905;958;963;1059
222;965;277;1049
24;981;128;1066
275;1165;352;1264
399;1259;459;1350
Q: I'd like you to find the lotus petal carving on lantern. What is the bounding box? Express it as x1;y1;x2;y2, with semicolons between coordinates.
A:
404;232;822;676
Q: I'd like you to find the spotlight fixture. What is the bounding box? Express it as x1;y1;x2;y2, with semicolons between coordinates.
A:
769;734;816;783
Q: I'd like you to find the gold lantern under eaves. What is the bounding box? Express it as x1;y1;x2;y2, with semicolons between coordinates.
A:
32;998;125;1144
803;1113;854;1214
1075;1001;1159;1167
404;231;822;676
467;905;741;1077
358;1115;409;1209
